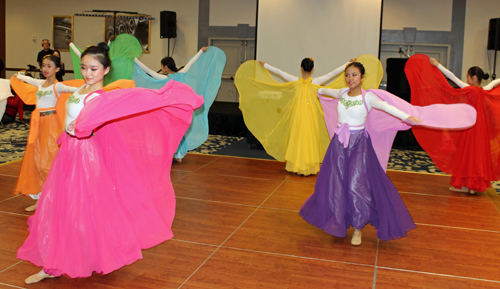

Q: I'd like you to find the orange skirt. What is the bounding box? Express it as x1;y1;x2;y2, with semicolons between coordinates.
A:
15;110;63;196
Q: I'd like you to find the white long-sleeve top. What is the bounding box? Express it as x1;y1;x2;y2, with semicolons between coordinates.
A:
437;64;500;90
134;48;205;80
263;62;348;85
318;87;410;130
17;74;78;109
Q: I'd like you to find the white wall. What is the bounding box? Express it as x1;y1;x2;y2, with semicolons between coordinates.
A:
210;0;256;26
382;0;453;31
256;0;382;77
5;0;199;79
463;0;500;81
382;0;500;81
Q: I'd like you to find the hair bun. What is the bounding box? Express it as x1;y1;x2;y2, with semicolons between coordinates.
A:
483;73;490;80
97;42;110;53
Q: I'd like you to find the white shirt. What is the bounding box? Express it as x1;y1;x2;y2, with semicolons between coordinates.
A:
133;48;205;80
318;87;410;129
65;87;99;136
437;64;500;90
17;74;78;109
263;62;348;85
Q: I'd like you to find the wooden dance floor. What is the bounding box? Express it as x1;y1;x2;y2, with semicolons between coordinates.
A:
1;153;500;288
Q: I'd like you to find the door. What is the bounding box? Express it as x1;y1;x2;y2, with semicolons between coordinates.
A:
211;38;255;103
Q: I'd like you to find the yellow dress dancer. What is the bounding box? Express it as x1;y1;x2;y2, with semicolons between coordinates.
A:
235;55;383;175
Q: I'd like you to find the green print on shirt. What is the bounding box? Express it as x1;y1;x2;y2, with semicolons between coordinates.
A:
67;94;81;104
340;97;363;109
37;90;53;99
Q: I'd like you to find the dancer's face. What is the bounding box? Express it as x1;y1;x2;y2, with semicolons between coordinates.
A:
41;58;59;79
345;66;363;89
81;55;109;86
466;74;480;87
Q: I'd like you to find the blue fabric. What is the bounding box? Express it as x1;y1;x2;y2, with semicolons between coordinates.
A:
132;47;226;158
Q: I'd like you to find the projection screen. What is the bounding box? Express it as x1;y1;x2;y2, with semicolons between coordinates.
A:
256;0;383;77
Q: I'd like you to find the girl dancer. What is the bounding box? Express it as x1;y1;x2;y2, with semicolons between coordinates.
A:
133;46;226;162
18;43;203;284
52;50;65;81
299;60;476;245
405;55;500;195
235;57;381;176
11;54;79;211
156;49;206;76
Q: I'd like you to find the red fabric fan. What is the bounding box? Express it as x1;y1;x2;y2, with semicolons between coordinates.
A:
405;54;500;191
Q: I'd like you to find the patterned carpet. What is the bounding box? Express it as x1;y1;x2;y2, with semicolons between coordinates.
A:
0;115;30;165
0;120;454;174
2;120;499;193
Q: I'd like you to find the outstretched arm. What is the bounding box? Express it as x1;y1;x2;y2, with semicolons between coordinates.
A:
317;87;343;98
69;43;81;58
483;78;500;91
368;95;421;124
16;74;44;87
259;62;299;82
55;83;79;94
178;47;208;73
134;58;168;80
430;58;468;88
313;62;349;85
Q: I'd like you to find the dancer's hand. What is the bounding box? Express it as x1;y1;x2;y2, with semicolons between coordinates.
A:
429;58;440;67
67;120;76;134
201;46;208;52
258;61;265;67
349;58;357;63
404;116;422;126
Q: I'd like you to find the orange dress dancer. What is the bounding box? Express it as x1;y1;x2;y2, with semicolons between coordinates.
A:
11;74;82;211
405;54;500;194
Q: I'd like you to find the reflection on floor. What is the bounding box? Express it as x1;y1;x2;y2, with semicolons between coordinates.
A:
1;154;500;288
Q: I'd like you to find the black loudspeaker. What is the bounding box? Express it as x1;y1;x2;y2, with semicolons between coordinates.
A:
488;18;500;50
386;58;421;149
386;58;410;102
160;11;177;39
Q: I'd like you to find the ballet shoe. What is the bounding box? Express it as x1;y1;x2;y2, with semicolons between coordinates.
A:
449;186;469;193
25;203;37;212
25;270;56;284
469;190;477;195
174;158;183;163
351;230;362;246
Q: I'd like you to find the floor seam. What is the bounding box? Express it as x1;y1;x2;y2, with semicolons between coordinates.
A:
177;175;289;288
376;266;500;284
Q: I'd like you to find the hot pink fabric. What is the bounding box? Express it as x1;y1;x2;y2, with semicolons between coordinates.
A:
17;80;203;278
319;89;476;171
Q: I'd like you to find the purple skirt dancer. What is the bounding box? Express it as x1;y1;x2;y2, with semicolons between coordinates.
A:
299;129;416;241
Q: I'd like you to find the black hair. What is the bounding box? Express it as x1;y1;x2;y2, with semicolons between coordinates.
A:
81;42;111;69
42;54;62;68
301;58;314;72
468;66;489;81
160;56;178;73
345;62;365;76
53;49;62;59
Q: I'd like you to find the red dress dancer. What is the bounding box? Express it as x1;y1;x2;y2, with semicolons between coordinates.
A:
405;54;500;194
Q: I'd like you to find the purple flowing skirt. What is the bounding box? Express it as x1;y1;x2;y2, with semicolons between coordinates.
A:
299;129;416;241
